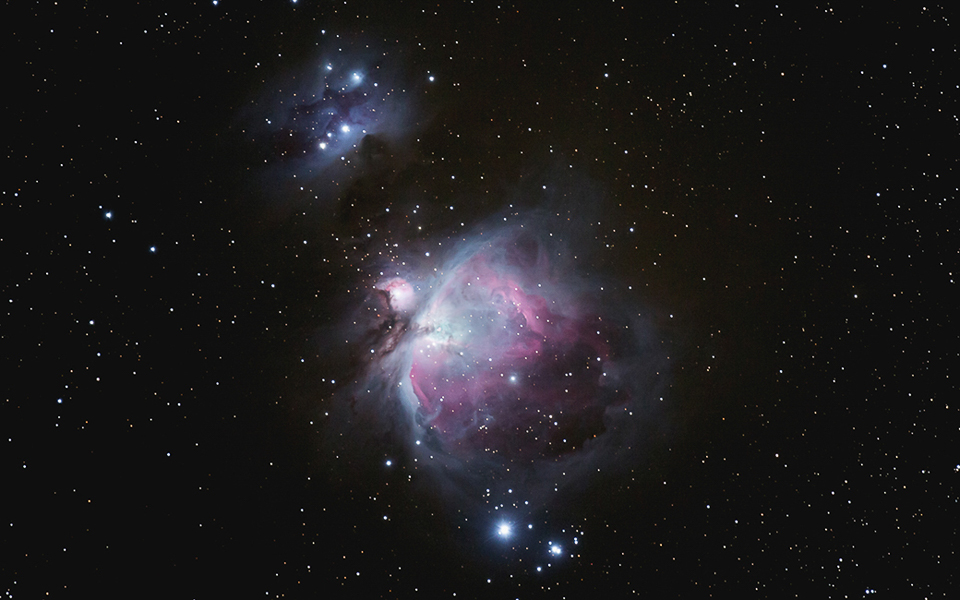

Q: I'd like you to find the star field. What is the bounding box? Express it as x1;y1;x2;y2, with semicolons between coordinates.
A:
3;1;958;598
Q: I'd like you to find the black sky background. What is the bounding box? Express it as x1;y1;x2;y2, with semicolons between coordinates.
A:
4;1;957;598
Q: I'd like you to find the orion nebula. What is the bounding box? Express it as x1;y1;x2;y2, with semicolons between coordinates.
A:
340;214;671;519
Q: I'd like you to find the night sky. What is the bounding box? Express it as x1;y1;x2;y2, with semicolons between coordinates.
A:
4;1;958;598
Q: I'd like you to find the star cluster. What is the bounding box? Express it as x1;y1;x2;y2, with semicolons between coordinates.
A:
242;33;420;194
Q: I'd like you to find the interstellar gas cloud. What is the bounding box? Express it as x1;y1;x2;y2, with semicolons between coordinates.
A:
389;228;637;461
342;215;671;520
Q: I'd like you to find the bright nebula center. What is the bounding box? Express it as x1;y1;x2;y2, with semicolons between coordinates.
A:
377;278;416;312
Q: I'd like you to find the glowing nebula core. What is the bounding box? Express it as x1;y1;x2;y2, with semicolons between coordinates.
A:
402;240;622;460
376;278;416;313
